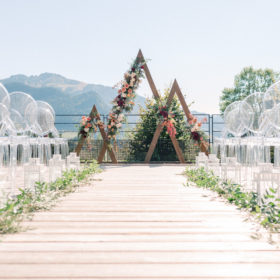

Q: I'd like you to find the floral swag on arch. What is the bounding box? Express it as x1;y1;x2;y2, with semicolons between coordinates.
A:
78;57;145;145
77;52;209;159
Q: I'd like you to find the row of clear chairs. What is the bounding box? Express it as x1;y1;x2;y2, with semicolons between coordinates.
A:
0;152;80;208
213;137;280;165
195;153;280;199
0;136;69;166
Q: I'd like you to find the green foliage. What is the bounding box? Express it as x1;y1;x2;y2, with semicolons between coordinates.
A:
129;88;194;161
0;161;101;234
185;167;280;231
219;67;280;113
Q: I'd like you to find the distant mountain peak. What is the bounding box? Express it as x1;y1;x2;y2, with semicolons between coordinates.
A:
0;72;146;115
1;72;86;93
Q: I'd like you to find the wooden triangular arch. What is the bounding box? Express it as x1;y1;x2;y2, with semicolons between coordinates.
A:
75;105;117;163
75;49;208;163
144;80;185;163
137;50;209;162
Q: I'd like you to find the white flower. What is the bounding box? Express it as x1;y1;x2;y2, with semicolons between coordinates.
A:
116;123;122;128
118;114;124;122
84;127;89;132
122;93;126;98
191;124;199;132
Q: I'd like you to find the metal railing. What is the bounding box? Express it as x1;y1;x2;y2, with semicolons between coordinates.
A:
55;113;224;144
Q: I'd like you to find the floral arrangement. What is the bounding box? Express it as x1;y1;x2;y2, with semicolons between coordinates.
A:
78;115;101;138
187;114;208;146
78;112;104;149
107;57;146;141
157;104;177;137
77;57;146;145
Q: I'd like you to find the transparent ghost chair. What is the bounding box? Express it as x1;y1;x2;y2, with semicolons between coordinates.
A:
195;152;208;168
24;158;41;190
36;101;58;136
0;103;13;136
243;92;265;135
224;101;251;138
66;152;80;171
0;136;12;206
206;154;220;176
49;155;65;182
2;91;42;137
263;81;280;112
36;100;69;163
223;101;253;164
221;157;241;184
4;92;45;164
0;83;10;108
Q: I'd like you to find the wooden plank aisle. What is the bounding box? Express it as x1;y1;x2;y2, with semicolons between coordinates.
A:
0;165;280;279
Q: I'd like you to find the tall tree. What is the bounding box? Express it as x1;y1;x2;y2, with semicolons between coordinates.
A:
219;67;280;113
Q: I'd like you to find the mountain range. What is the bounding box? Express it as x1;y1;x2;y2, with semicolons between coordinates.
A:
0;73;146;115
0;73;223;137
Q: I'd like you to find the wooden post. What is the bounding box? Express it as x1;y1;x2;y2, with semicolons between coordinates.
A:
144;123;164;163
137;50;160;100
173;79;191;120
173;80;209;156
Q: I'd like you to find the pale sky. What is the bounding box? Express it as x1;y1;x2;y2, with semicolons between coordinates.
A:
1;0;280;114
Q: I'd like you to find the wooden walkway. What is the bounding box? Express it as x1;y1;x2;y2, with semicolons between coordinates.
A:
0;164;280;279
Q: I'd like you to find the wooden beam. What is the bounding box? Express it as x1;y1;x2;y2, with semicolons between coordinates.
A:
173;79;192;120
75;138;85;157
166;81;177;106
137;50;160;100
170;135;185;163
93;106;117;164
173;80;209;156
145;80;188;163
145;123;164;163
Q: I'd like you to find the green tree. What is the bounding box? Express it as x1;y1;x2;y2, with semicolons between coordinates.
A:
129;88;195;162
219;67;280;113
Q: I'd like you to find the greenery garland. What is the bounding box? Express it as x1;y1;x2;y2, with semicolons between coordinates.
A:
185;167;280;232
0;162;101;234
